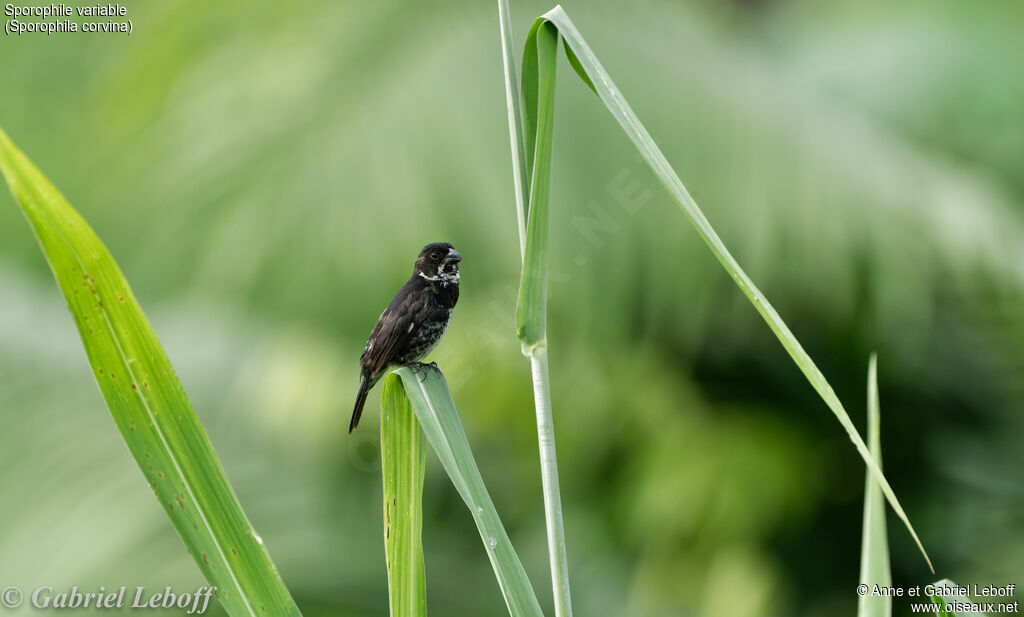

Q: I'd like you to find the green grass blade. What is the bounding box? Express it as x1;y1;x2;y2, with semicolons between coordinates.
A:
0;127;301;617
393;366;545;617
931;580;988;616
858;354;892;617
380;375;427;617
498;0;530;260
516;19;559;347
534;5;932;572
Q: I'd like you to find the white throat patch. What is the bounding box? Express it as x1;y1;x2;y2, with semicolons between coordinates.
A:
437;265;460;284
418;268;459;284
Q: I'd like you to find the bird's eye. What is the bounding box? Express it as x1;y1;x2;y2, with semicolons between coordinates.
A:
430;251;439;260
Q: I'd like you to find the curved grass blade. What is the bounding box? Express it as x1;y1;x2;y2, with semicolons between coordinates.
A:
0;127;301;617
858;354;892;617
517;5;931;572
393;366;545;617
380;375;427;617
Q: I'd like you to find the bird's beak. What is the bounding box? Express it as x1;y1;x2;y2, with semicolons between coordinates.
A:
445;249;462;264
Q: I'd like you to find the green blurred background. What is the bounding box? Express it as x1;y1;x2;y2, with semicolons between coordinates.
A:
1;0;1022;615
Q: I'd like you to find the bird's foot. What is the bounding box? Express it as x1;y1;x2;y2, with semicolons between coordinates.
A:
405;362;430;382
404;361;441;382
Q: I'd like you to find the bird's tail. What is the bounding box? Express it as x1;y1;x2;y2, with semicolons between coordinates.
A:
349;375;371;434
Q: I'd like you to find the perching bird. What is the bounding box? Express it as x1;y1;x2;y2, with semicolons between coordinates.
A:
349;242;462;433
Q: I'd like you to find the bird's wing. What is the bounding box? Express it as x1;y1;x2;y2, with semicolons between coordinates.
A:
360;277;428;380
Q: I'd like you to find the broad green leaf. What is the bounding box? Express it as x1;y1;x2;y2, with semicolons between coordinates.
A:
380;375;427;617
392;366;545;617
858;354;892;617
0;127;301;617
931;580;988;616
515;19;559;347
512;5;931;572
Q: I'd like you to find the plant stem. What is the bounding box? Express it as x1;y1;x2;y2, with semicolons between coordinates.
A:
497;2;574;613
529;346;573;617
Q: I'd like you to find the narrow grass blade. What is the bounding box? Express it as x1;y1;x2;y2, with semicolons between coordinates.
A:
531;5;932;572
393;366;545;617
858;354;892;617
0;127;301;617
380;375;427;617
931;580;988;616
515;19;559;347
498;0;530;260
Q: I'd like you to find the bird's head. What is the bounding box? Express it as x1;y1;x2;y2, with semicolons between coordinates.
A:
414;242;462;284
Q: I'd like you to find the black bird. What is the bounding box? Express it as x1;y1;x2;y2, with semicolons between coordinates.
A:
349;242;462;433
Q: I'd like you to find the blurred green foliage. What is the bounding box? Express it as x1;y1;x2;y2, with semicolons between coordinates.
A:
0;0;1021;616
